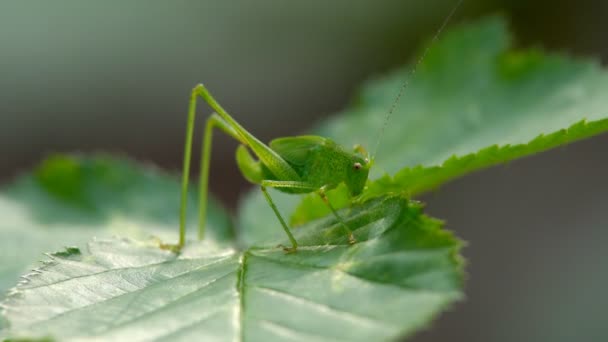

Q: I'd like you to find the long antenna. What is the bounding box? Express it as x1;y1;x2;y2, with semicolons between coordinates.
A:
371;0;464;160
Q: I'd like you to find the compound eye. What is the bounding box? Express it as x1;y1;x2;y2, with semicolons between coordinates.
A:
353;162;362;170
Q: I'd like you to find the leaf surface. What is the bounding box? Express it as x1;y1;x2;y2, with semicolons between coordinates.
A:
0;155;231;299
324;17;608;178
2;196;463;342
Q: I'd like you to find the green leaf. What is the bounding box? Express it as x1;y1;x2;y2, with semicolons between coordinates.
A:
240;16;608;232
362;119;608;200
6;13;607;340
0;155;232;299
1;196;463;342
323;16;608;177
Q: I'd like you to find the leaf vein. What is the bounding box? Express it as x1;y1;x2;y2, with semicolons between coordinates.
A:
16;257;237;329
20;254;233;291
252;286;396;330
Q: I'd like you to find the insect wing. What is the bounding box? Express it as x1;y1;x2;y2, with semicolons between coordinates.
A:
269;135;326;166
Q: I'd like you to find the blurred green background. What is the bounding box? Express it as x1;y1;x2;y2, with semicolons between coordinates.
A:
1;1;607;341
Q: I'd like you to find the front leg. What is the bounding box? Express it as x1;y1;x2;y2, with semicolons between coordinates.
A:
318;187;357;245
260;180;319;252
261;180;325;252
261;180;358;250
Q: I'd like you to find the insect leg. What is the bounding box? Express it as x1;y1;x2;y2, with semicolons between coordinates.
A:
260;185;298;252
260;181;358;247
192;84;301;182
179;109;244;248
260;180;317;191
235;145;264;184
318;189;357;245
197;113;246;241
259;180;320;252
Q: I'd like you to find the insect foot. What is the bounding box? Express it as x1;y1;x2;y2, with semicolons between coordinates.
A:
348;233;357;245
278;244;298;254
159;242;182;254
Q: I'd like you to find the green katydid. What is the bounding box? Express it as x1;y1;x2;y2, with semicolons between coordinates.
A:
175;0;463;252
177;84;370;252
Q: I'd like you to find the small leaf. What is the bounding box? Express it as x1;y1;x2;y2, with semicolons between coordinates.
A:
2;196;463;341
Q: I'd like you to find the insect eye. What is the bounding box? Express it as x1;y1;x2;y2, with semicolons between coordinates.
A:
353;162;362;170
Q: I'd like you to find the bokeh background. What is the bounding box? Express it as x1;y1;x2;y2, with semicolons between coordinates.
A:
1;1;607;341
